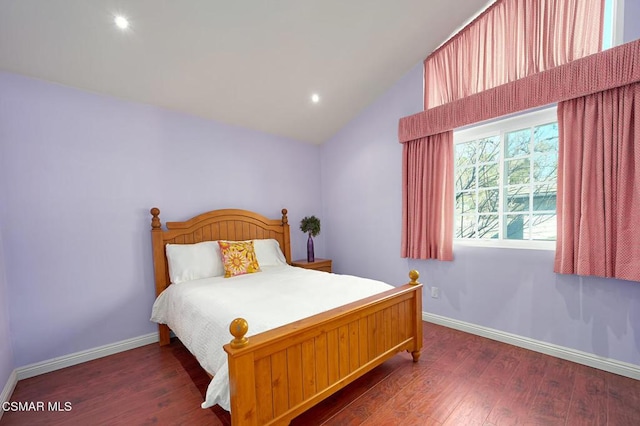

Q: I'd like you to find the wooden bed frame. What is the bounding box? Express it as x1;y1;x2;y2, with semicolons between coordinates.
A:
150;207;423;425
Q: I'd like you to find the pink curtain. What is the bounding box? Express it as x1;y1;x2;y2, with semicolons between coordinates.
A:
424;0;603;109
555;82;640;282
402;132;454;260
400;0;609;263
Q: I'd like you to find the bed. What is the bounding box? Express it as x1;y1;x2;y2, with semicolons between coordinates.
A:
149;207;423;425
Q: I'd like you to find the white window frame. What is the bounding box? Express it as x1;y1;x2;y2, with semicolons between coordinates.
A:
453;107;558;251
604;0;625;49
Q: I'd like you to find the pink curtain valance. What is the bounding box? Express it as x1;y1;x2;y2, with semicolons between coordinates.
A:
424;0;603;109
400;38;640;143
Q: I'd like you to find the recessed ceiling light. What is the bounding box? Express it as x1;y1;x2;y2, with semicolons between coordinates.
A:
311;93;320;103
114;15;129;30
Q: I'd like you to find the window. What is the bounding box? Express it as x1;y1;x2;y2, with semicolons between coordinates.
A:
454;108;558;245
603;0;623;50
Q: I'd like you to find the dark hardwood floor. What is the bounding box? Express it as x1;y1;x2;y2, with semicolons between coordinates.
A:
2;322;639;425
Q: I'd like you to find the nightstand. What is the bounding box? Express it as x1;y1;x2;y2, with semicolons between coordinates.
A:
291;258;332;273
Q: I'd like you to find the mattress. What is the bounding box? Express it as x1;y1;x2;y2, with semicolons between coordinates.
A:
150;264;393;410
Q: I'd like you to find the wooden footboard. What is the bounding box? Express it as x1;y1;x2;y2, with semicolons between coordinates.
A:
224;272;423;425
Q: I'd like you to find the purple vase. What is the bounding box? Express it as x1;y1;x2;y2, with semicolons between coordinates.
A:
307;235;315;262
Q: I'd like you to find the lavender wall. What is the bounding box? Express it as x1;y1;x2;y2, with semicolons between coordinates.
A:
320;62;640;367
0;225;14;390
624;0;640;42
0;72;323;367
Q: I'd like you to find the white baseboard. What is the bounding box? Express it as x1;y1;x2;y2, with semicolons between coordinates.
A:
0;369;17;421
16;332;158;381
423;312;640;380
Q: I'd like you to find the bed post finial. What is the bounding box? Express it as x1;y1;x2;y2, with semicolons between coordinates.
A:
229;318;249;348
150;208;161;229
281;208;288;224
408;270;420;285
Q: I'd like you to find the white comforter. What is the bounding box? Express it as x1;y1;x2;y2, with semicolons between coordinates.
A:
150;265;393;411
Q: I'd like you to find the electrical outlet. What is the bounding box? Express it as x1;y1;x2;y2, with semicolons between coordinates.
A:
431;286;439;298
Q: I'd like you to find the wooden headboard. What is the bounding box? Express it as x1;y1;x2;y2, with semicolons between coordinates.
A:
150;207;291;296
150;207;291;345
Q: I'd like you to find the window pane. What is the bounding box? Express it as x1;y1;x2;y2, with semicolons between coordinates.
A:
478;189;499;213
533;184;557;211
505;158;530;184
505;185;530;212
533;154;557;182
478;163;499;188
478;136;500;162
505;214;529;240
478;215;499;239
456;167;476;192
533;123;558;153
455;215;476;238
506;129;531;158
455;192;476;214
456;142;476;168
531;214;556;240
533;123;558;183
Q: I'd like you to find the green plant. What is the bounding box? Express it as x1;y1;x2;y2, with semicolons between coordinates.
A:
300;216;321;237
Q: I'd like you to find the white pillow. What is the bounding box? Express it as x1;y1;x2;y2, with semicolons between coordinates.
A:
165;241;224;284
252;239;287;266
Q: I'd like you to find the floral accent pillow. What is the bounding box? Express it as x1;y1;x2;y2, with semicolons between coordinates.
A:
218;240;261;278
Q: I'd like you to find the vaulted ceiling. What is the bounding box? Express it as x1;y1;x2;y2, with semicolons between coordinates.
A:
0;0;490;144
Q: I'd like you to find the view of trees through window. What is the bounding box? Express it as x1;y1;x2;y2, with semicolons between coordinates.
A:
454;118;558;241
